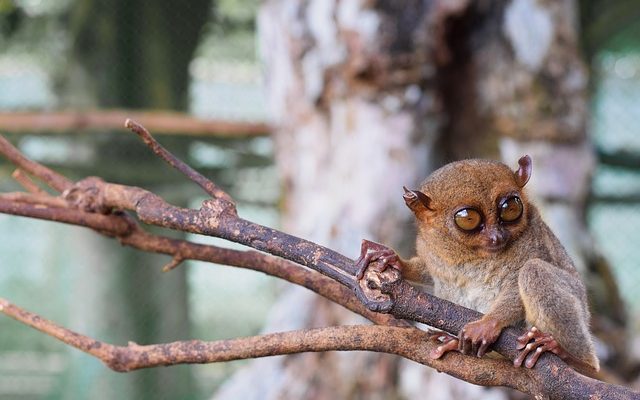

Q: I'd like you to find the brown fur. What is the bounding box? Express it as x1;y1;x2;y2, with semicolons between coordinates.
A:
402;158;599;371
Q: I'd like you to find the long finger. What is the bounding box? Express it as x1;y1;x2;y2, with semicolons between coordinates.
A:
430;338;459;359
477;339;491;357
525;347;545;368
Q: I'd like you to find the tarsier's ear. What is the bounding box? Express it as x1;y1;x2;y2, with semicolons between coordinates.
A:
403;186;432;213
514;155;532;188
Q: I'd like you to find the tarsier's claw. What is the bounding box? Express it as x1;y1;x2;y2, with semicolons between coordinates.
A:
430;340;459;359
516;326;537;350
457;317;501;358
477;339;491;358
355;251;374;279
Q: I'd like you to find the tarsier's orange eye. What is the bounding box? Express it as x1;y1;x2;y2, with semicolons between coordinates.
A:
500;196;523;222
454;208;482;231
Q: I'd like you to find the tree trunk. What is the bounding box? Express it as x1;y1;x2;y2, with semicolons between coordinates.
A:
64;0;211;109
217;1;445;398
216;0;625;397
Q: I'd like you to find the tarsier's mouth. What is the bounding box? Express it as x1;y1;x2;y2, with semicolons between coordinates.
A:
483;242;507;253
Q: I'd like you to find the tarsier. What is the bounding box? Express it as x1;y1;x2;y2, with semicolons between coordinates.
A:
356;155;599;374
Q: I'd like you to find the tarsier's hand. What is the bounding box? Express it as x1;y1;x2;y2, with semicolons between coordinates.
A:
458;317;502;358
354;239;403;280
429;317;502;360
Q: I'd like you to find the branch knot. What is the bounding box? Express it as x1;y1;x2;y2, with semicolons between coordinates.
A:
63;177;111;214
354;261;402;313
201;198;237;217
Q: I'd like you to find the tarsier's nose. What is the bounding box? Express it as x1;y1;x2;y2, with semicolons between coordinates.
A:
489;232;501;244
486;228;506;247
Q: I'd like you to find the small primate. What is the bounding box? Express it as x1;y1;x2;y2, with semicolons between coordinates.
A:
355;155;599;374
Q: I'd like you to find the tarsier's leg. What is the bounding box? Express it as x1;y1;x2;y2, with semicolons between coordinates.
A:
517;259;599;372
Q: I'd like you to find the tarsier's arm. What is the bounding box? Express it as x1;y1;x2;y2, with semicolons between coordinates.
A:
458;282;524;357
398;256;432;285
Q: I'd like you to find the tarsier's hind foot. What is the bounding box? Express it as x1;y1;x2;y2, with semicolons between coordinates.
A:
428;331;459;360
355;239;402;279
514;327;562;368
514;326;596;374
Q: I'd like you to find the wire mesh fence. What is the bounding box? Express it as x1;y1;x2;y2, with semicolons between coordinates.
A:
588;51;640;329
0;1;276;399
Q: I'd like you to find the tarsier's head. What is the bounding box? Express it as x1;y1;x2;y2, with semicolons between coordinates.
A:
404;155;532;258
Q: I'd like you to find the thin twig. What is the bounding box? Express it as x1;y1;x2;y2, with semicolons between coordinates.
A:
162;255;185;272
0;136;73;192
124;119;235;206
0;192;68;208
0;198;131;234
12;169;47;195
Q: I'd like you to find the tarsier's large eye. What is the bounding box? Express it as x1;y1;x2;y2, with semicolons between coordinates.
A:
454;208;482;231
500;196;523;222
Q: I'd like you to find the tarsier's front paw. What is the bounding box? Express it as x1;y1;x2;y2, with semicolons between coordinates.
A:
428;317;502;360
354;239;402;280
459;317;502;358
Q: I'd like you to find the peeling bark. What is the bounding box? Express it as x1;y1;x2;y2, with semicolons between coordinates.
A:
247;1;451;398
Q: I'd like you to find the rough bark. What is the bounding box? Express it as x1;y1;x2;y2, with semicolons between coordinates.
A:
216;1;473;399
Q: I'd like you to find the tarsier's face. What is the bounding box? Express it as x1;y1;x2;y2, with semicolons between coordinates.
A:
404;157;532;258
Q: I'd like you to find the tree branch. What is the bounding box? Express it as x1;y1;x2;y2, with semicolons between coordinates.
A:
0;135;73;192
0;127;637;399
11;168;47;195
0;297;533;393
124;119;235;205
0;196;398;328
0;110;269;137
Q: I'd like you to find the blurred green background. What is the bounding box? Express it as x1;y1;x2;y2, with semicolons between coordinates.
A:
0;0;638;398
0;1;279;399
